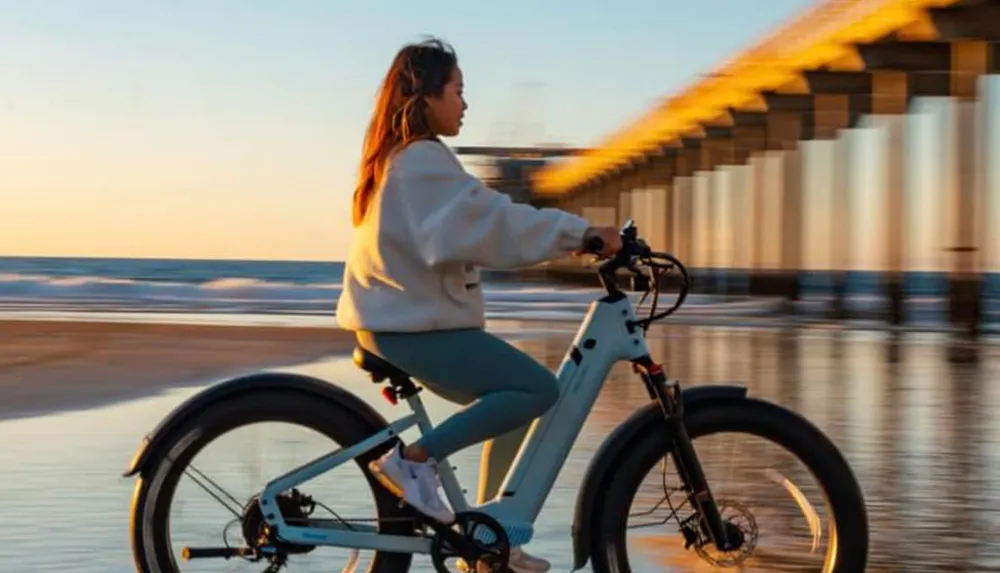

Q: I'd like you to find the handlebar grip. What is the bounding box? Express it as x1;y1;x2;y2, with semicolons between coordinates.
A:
584;235;605;253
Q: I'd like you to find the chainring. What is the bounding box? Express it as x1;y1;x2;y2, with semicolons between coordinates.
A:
430;512;510;573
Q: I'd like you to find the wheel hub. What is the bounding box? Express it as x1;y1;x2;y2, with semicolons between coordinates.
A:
690;500;758;568
430;512;510;573
241;489;318;556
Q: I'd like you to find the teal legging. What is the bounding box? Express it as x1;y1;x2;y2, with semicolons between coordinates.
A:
356;328;559;503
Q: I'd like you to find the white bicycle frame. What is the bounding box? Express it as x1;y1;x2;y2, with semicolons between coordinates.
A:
258;294;651;554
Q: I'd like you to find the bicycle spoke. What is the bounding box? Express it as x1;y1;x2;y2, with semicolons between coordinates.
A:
183;463;244;519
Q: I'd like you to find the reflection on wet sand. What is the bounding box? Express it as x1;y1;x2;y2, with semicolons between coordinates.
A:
4;322;1000;571
509;323;1000;572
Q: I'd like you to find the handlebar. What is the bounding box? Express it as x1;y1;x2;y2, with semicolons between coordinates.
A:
582;220;690;330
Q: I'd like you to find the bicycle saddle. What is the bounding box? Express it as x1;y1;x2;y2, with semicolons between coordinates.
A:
352;347;412;383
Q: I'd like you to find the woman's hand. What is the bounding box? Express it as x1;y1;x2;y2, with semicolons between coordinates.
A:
575;226;622;258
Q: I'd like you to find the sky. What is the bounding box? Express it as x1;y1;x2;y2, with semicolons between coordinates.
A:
0;0;821;261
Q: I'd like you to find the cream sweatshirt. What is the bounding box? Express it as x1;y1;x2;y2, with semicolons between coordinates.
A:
335;139;591;332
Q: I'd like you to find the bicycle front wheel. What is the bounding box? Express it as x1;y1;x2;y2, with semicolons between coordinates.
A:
590;397;868;572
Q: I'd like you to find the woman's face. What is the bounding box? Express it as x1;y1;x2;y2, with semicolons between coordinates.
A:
425;66;467;137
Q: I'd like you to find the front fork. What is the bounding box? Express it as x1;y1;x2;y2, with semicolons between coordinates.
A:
632;356;736;553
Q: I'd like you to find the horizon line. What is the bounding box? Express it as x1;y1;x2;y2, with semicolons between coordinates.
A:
0;253;346;264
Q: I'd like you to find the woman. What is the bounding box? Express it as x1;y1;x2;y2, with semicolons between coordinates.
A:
335;38;621;571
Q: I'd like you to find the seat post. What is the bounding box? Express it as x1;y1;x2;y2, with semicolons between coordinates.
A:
404;393;434;436
403;392;470;513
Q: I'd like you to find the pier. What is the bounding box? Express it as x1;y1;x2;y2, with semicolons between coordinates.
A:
497;0;1000;337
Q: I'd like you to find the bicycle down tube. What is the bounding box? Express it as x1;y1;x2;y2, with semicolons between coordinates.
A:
258;293;651;553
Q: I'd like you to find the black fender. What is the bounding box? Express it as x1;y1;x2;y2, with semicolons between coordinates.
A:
122;371;390;478
570;384;748;571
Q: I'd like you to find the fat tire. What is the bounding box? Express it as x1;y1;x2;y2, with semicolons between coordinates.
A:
129;389;415;573
590;397;868;573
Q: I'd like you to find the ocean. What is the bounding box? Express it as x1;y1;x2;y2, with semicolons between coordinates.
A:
1;256;998;329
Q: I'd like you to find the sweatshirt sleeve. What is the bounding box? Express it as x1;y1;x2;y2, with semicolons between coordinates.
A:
387;141;592;270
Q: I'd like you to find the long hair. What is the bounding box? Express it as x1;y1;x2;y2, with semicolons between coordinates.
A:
352;38;458;226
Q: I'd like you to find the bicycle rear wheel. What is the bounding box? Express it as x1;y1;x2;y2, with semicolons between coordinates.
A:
129;389;416;572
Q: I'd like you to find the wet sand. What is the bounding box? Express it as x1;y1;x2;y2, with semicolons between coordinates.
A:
5;319;1000;570
0;319;355;421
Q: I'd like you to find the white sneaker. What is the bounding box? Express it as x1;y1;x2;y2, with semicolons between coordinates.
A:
456;547;551;573
369;444;455;524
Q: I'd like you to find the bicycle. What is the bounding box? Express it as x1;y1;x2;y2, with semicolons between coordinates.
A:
124;220;869;572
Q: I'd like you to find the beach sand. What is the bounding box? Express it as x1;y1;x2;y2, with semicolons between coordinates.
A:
0;319;355;420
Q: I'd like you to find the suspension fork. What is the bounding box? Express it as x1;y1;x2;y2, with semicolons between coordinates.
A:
632;356;735;552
